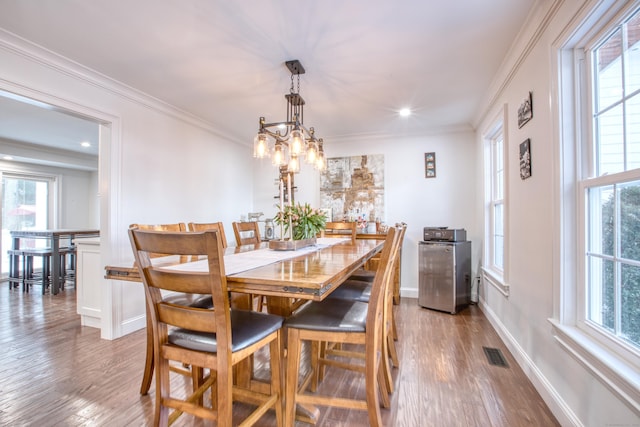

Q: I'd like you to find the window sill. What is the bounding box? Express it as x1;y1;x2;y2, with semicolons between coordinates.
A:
481;267;509;297
549;319;640;414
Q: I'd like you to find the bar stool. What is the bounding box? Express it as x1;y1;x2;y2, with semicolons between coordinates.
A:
7;249;24;290
22;248;53;293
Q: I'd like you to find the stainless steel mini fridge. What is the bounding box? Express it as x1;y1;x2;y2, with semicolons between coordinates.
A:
418;241;471;314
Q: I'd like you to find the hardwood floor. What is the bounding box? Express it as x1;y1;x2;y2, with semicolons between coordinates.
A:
0;283;559;426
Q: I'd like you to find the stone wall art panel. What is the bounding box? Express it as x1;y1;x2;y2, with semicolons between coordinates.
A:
320;154;384;223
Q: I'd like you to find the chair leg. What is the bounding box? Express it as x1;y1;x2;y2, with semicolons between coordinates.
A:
156;357;170;426
216;362;233;426
191;366;204;406
285;328;302;427
43;255;51;294
310;341;321;392
381;329;394;395
269;332;283;427
364;349;385;426
23;255;31;293
388;329;400;368
140;307;154;395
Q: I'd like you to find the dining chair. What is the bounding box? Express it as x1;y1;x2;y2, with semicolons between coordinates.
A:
324;222;407;395
188;222;228;248
320;221;357;243
283;226;401;427
129;228;283;427
129;222;208;396
232;221;262;246
229;221;270;312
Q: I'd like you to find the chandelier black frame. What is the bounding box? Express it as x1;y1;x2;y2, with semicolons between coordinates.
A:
253;60;326;172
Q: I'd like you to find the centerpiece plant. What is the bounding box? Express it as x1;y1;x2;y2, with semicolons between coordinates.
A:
274;202;326;240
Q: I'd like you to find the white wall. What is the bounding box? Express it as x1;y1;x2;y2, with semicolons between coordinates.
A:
473;1;639;426
252;131;478;298
0;31;254;339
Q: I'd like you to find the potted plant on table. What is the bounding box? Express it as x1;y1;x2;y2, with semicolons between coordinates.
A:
271;202;326;250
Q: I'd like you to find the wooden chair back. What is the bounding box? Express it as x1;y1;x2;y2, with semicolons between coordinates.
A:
188;222;228;248
232;221;261;246
129;223;188;261
129;228;228;336
321;221;357;243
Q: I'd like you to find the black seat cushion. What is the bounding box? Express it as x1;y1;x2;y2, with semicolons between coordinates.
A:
169;310;283;353
164;293;213;309
348;268;375;282
284;298;368;332
326;280;372;303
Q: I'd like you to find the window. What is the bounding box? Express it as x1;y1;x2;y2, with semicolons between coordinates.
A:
553;1;640;410
483;116;507;289
491;132;505;272
583;7;640;353
1;173;55;277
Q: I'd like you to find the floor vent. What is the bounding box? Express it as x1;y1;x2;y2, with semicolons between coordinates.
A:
483;346;509;368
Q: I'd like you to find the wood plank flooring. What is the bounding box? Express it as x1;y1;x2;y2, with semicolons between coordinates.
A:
0;284;559;426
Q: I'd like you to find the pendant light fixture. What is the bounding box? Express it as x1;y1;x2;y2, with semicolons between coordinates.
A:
253;60;326;172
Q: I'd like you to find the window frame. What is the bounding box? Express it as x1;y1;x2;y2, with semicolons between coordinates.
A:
552;0;640;411
483;108;509;296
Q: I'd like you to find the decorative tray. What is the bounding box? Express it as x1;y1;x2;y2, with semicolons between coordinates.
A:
268;238;317;251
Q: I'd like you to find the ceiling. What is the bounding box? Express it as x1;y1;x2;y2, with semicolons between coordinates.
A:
0;0;535;161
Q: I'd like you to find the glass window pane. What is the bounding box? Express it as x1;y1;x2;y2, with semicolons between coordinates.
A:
597;104;625;175
624;11;640;94
620;263;640;347
588;256;615;331
1;176;50;276
596;28;623;111
494;235;504;269
627;93;640;170
588;185;614;256
494;203;504;269
619;180;640;261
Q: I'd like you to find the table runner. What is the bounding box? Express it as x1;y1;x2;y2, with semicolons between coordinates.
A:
163;237;349;275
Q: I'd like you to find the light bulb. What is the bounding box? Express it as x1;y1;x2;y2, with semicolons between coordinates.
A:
289;155;300;173
253;133;268;158
290;129;304;155
272;143;286;166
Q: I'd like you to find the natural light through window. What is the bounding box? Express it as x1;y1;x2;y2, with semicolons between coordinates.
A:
584;7;640;351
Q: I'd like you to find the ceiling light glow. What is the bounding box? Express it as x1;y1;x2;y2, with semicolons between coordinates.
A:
399;108;411;117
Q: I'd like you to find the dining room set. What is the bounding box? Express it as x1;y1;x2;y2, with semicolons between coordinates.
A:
122;217;407;426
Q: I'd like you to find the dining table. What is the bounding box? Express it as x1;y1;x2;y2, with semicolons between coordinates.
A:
11;228;100;294
104;236;385;423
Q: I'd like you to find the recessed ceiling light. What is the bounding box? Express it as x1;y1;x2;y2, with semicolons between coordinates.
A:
3;155;13;160
399;108;411;117
81;141;91;148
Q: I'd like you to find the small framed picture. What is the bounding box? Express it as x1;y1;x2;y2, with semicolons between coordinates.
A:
425;152;436;178
518;92;533;128
520;139;532;180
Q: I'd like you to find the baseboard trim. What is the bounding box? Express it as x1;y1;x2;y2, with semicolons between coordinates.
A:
478;298;583;427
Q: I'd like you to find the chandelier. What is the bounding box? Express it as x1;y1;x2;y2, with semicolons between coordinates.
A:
253;60;326;173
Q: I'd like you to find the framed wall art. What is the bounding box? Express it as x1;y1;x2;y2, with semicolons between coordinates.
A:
518;91;533;128
520;138;532;180
425;152;436;178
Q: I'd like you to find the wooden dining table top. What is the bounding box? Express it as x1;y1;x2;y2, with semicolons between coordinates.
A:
105;238;384;303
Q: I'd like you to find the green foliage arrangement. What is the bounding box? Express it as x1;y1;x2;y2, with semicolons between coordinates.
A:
274;202;326;240
601;185;640;347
